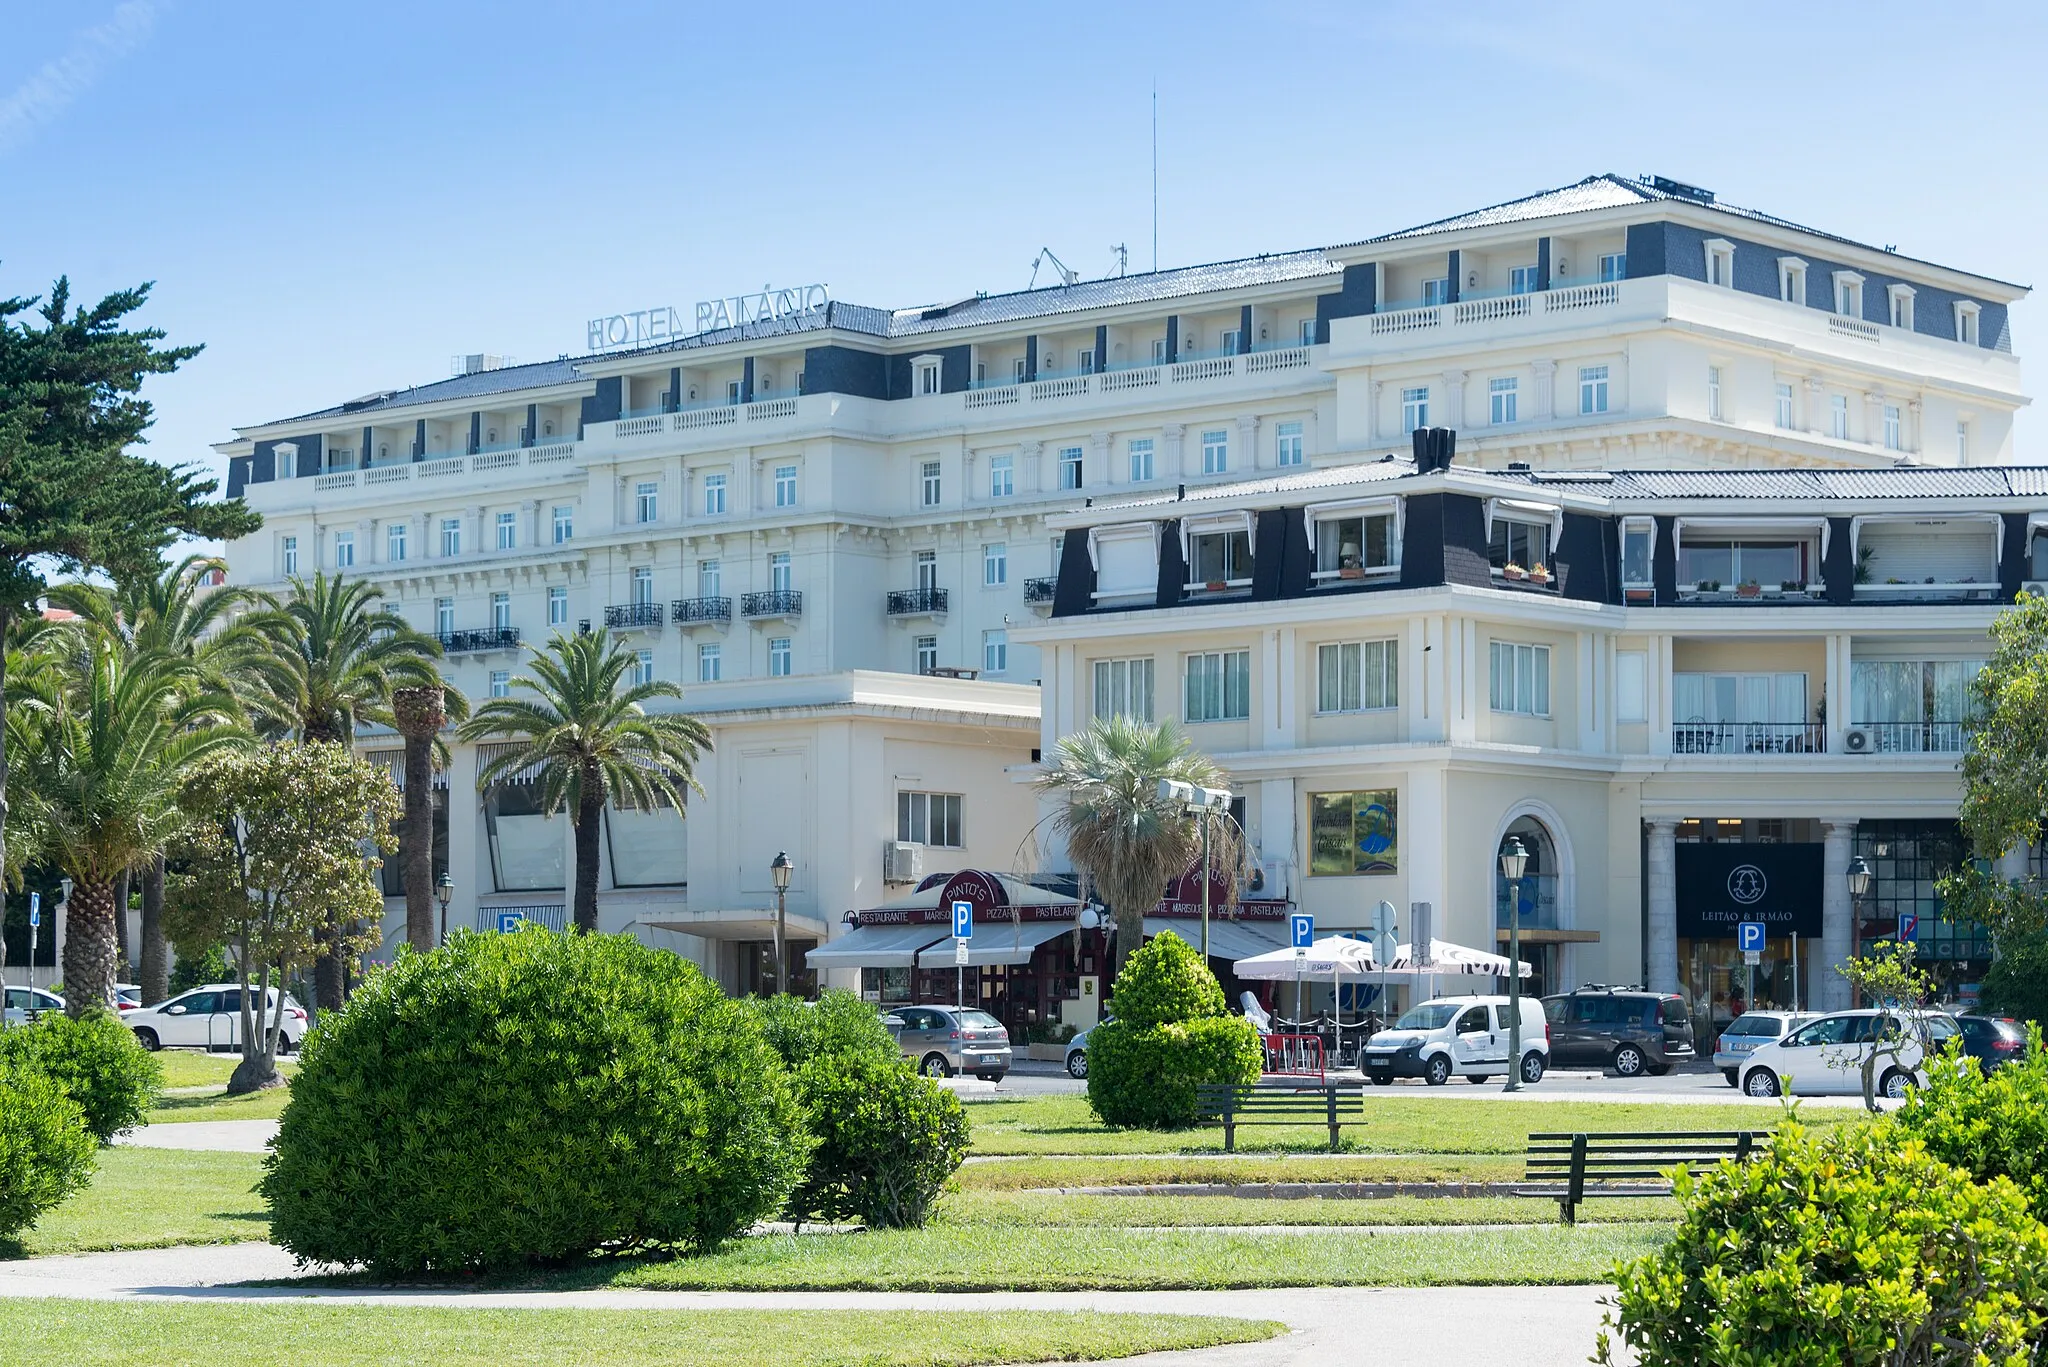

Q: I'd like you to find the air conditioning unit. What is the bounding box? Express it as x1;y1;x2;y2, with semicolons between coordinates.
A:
2023;581;2048;598
1842;726;1876;755
883;841;925;884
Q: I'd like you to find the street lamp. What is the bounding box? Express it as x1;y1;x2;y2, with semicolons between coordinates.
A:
1158;779;1233;959
1499;836;1530;1092
435;871;453;945
1845;855;1873;1004
770;851;793;996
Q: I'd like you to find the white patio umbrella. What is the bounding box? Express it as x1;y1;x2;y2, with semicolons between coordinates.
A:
1232;935;1376;1028
1376;938;1532;1002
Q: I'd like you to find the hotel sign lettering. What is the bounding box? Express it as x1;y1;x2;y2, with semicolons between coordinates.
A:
585;284;831;352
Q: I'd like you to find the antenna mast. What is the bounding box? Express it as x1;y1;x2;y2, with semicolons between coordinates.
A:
1151;82;1159;272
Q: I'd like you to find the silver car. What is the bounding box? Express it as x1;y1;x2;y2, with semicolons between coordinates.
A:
882;1005;1012;1081
1713;1010;1815;1085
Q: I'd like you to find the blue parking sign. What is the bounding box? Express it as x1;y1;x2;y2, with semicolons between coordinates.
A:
27;893;38;929
497;911;525;934
1737;921;1765;953
1290;912;1314;949
952;900;973;940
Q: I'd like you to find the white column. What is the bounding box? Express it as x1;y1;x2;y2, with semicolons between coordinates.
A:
1368;381;1383;444
1824;634;1848;754
471;505;486;559
523;499;541;549
445;743;480;937
1651;634;1674;756
1258;777;1295;897
1646;819;1679;994
1821;820;1857;1010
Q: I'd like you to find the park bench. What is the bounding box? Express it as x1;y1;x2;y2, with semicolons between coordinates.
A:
1522;1130;1771;1224
1195;1082;1363;1152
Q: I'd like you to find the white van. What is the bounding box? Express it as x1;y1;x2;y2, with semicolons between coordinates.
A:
1362;995;1550;1086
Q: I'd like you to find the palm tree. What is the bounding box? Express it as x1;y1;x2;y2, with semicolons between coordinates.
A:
458;629;710;934
1035;715;1240;977
245;571;451;1007
48;554;258;1002
9;640;245;1015
390;684;446;952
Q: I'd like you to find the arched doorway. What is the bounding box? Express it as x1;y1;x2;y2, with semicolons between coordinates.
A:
1495;810;1570;998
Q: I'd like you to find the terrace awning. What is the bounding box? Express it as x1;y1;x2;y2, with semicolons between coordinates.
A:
802;924;948;971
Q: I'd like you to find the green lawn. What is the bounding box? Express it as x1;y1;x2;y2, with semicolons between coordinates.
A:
940;1190;1676;1227
6;1149;267;1258
0;1302;1282;1367
958;1153;1523;1189
152;1050;296;1091
148;1081;293;1123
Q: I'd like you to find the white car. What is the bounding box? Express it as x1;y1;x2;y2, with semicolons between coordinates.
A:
3;986;65;1025
1362;995;1550;1087
1713;1010;1816;1085
1738;1009;1959;1099
126;983;309;1053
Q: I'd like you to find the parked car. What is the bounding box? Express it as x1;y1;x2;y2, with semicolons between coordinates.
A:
1542;987;1696;1076
126;984;308;1052
1954;1014;2029;1073
1738;1009;1960;1098
880;1004;1012;1081
1361;995;1549;1087
114;984;141;1013
1713;1010;1816;1085
1064;1026;1093;1079
3;986;65;1025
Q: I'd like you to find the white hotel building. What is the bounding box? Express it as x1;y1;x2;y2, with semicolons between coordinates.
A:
216;174;2033;1034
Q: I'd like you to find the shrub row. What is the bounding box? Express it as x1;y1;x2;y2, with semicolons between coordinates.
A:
0;1011;160;1240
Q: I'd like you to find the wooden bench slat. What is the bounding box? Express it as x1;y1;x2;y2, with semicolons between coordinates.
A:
1524;1129;1770;1225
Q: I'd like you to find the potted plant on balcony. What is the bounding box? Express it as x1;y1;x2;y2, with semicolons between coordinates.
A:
1625;584;1655;604
1529;563;1552;587
1503;561;1529;582
1736;579;1762;599
1695;579;1721;595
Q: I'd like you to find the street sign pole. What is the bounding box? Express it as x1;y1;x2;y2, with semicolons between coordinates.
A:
1288;912;1313;1022
952;900;973;1012
26;893;40;1010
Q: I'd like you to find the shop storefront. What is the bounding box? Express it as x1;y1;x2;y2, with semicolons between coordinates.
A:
1859;821;1990;1006
1675;842;1822;1043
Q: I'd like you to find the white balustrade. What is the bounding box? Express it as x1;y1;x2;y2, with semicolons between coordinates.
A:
1453;294;1531;324
525;441;576;464
747;397;798;421
1828;315;1881;342
419;457;465;479
364;465;412;486
1099;367;1161;392
1172;356;1237;383
1245;345;1312;373
615;416;664;438
964;384;1021;409
673;406;738;431
314;471;358;491
1030;375;1090;401
1545;282;1620;312
472;450;519;472
1369;305;1442;335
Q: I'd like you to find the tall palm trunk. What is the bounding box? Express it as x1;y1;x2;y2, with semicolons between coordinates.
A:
140;856;169;1004
301;717;353;1012
61;877;120;1017
112;869;132;980
392;686;445;952
572;775;605;934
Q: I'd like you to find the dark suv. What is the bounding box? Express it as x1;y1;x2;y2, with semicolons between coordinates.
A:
1541;987;1696;1076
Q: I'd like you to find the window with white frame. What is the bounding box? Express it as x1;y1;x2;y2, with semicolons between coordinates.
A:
1834;272;1864;318
548;586;567;626
1151;338;1168;364
770;552;792;593
1299;317;1317;345
1422;277;1451;306
1488;641;1551;716
435;597;454;636
280;534;300;575
1598;252;1627;283
1774;383;1795;429
333;530;354;569
440;518;462;557
1578;365;1609;415
1058;446;1083;490
273;443;298;480
1200;429;1228;475
1401;386;1429;431
1678;529;1820;590
774;465;798;508
1706;365;1723;420
989;453;1014;497
490;670;509;698
1077;347;1095;372
1275;421;1304;467
1509;265;1540;295
768;636;792;677
1093;657;1155;722
1778;257;1807;304
913;550;937;592
634;482;657;524
726;380;742;405
914;357;941;396
1184;650;1251;722
982;629;1007;674
1316;639;1399;713
1014;357;1029;382
635;649;655;686
491;592;511;630
697;643;720;682
1219;328;1241;355
1831;394;1850;440
496;510;518;548
1957;419;1971;462
920;460;942;507
387;523;407;562
1311;500;1399;580
1883;404;1902;450
553;506;573;543
897;792;963;848
1489;376;1518;425
1089;522;1161;601
1620;517;1655;589
983;542;1007;586
1956;301;1981;346
1704;238;1735;288
1127;438;1155;482
697;559;720;597
1487;506;1555;573
1888;285;1915;330
703;473;727;515
914;635;937;674
1186;519;1253;589
630;566;653;605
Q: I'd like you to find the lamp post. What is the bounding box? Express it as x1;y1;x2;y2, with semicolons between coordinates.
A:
1157;779;1234;959
1499;836;1530;1092
435;871;453;945
1846;855;1873;1006
770;851;793;996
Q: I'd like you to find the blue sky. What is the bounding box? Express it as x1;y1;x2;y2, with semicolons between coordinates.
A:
3;0;2043;489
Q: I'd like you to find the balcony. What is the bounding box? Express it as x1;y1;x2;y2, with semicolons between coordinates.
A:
887;587;949;618
1675;582;1829;605
439;627;521;654
604;602;664;630
1847;722;1967;754
672;596;733;626
961;346;1315;413
1023;576;1058;605
1672;722;1826;755
741;590;803;620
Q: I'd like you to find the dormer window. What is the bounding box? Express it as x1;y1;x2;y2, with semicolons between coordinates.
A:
1955;300;1981;346
273;441;298;480
1704;238;1735;288
1887;284;1915;331
1485;499;1562;578
1833;271;1864;318
913;355;943;396
1777;256;1807;304
1088;522;1161;602
1309;497;1401;583
1181;513;1254;593
1620;517;1656;592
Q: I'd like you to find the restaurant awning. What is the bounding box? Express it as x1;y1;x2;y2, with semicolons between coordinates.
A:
939;918;1078;967
1143;917;1287;963
802;923;948;970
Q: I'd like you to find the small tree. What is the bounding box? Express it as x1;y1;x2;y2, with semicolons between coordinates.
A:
167;743;399;1094
1836;941;1940;1113
1938;593;2048;944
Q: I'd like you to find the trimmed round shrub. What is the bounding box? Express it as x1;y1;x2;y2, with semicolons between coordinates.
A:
263;929;811;1273
0;1063;97;1240
1596;1123;2048;1366
1892;1025;2048;1226
1088;932;1260;1129
755;992;969;1228
0;1009;162;1144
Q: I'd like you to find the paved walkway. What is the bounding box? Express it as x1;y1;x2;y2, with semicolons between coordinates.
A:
0;1242;1619;1365
115;1120;278;1152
